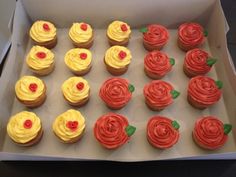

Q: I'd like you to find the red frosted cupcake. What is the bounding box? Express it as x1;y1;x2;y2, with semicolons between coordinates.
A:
193;116;232;150
183;48;217;77
140;24;169;51
94;113;136;149
147;116;180;149
188;76;222;109
144;50;175;79
99;78;135;109
178;23;207;51
143;80;180;111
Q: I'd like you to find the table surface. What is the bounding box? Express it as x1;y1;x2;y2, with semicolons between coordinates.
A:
0;0;236;176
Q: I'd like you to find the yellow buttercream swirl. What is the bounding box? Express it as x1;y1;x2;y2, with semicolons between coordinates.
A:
107;21;131;42
64;48;92;71
15;76;45;101
7;111;41;144
53;109;85;141
105;45;132;69
69;23;93;43
62;77;90;103
30;20;56;43
26;45;54;70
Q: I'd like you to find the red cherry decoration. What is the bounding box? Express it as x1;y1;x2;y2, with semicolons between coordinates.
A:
43;23;50;31
76;82;84;91
66;121;78;131
118;50;127;59
79;53;87;60
29;83;38;92
24;119;33;129
121;24;128;32
80;23;88;31
36;52;46;59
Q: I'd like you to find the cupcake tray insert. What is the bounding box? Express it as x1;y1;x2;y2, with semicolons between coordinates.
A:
0;0;236;160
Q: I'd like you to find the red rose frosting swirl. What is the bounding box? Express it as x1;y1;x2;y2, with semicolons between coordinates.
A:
94;113;130;149
147;116;179;149
188;76;222;107
178;23;205;48
143;25;169;47
143;80;174;109
99;78;132;109
193;116;228;150
144;51;172;77
184;49;211;76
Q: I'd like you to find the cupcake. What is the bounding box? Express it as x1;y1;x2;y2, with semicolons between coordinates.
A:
26;45;55;76
62;77;90;107
187;76;222;109
99;78;134;110
29;20;57;49
193;116;232;150
7;111;43;146
147;116;180;149
140;24;169;51
104;45;132;75
69;22;94;48
107;21;131;46
144;50;175;79
178;22;207;51
143;80;180;111
64;48;92;75
183;48;217;77
94;113;136;149
15;76;46;108
52;109;86;143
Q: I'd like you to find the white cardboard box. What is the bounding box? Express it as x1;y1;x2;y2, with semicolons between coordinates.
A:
0;0;236;160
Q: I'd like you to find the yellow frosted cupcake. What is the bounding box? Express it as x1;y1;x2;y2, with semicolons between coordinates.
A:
69;22;94;48
107;21;131;46
53;109;86;143
15;76;46;108
64;48;92;75
104;45;132;75
26;45;55;76
62;77;90;106
7;111;43;146
29;20;57;49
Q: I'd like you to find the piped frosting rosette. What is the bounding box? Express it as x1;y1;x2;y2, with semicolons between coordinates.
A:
141;24;169;48
147;116;180;149
99;78;134;109
69;22;93;43
193;116;232;150
30;20;56;43
188;76;222;108
144;50;174;78
178;23;206;50
7;111;42;144
143;80;180;110
107;21;131;42
184;48;217;77
94;113;136;149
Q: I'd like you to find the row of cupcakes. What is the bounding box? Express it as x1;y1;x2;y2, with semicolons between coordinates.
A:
7;110;232;150
29;20;207;51
26;45;216;78
15;76;222;110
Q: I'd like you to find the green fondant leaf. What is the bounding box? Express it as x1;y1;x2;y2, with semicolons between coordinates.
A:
206;58;217;66
215;80;223;89
128;84;135;93
224;124;232;135
172;120;180;130
204;30;208;37
139;27;148;33
125;125;136;137
169;58;175;66
171;90;180;99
